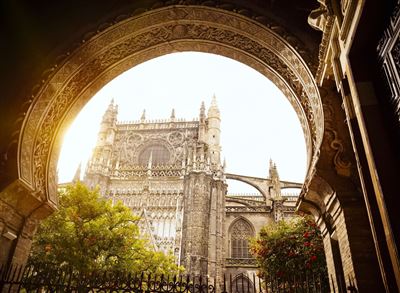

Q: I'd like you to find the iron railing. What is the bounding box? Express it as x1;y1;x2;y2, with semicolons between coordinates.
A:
0;263;330;293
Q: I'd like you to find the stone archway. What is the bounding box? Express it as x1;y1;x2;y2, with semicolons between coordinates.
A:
0;1;396;292
18;5;323;209
2;1;327;276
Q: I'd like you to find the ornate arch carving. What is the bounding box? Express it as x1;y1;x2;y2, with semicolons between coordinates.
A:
229;217;255;235
18;5;323;204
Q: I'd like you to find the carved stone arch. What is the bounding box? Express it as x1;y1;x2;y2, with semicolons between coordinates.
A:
229;216;255;235
17;5;323;208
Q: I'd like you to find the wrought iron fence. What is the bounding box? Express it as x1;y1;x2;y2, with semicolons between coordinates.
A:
0;263;329;293
262;272;329;293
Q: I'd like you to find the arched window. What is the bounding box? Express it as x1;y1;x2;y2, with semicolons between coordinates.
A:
138;144;170;166
230;218;254;258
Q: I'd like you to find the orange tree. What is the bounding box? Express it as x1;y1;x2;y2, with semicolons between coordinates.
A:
250;216;327;278
29;182;182;275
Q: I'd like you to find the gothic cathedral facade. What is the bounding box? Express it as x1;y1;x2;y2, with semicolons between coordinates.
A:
83;97;301;281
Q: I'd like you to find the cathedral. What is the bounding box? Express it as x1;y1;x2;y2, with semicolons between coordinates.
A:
2;1;400;291
83;97;302;279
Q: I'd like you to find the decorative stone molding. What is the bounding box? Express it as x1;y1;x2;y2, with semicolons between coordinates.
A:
18;5;323;205
225;258;257;267
314;15;334;84
322;104;352;177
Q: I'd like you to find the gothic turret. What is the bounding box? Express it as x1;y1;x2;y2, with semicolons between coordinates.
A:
269;159;281;198
141;109;146;121
97;99;118;146
268;159;284;222
72;162;82;183
198;101;206;142
170;108;176;121
84;99;117;192
206;95;221;168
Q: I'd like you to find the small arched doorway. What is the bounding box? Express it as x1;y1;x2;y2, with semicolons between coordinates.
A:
231;273;254;293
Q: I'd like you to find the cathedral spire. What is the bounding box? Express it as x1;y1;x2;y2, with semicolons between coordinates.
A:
269;159;280;180
107;98;114;110
141;109;146;121
101;98;118;124
207;94;220;118
199;101;206;142
171;108;176;120
269;159;281;198
97;99;118;146
206;95;221;168
200;101;206;122
72;162;82;183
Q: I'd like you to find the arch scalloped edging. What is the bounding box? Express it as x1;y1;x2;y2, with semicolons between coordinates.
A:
228;216;256;236
18;5;323;204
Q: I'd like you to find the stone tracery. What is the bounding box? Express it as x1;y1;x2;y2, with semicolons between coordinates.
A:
230;218;255;259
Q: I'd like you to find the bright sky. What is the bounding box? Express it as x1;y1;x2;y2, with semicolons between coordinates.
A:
57;52;307;193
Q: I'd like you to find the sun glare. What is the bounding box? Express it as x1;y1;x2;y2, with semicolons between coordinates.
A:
57;52;307;193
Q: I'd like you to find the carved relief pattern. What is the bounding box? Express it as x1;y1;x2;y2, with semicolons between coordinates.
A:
226;206;270;213
392;38;400;74
225;257;257;267
113;128;192;169
378;2;400;144
20;6;322;199
21;217;39;239
0;201;22;227
322;100;352;177
231;219;254;240
315;15;334;84
181;175;213;274
11;0;318;187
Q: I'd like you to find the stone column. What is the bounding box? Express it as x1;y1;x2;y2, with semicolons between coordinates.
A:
181;172;213;275
0;179;56;265
207;179;226;286
300;83;386;292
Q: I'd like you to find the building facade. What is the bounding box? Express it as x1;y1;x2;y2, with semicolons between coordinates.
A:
83;97;301;281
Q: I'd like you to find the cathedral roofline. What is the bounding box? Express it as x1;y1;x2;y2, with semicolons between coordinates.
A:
116;117;199;125
115;118;200;131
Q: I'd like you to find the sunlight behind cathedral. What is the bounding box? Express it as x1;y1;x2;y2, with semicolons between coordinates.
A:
56;51;307;277
58;52;307;194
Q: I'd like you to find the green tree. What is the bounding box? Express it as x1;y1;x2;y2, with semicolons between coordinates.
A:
29;182;181;275
250;216;327;278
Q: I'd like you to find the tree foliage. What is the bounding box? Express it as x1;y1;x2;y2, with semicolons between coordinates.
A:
29;182;182;275
250;216;327;278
